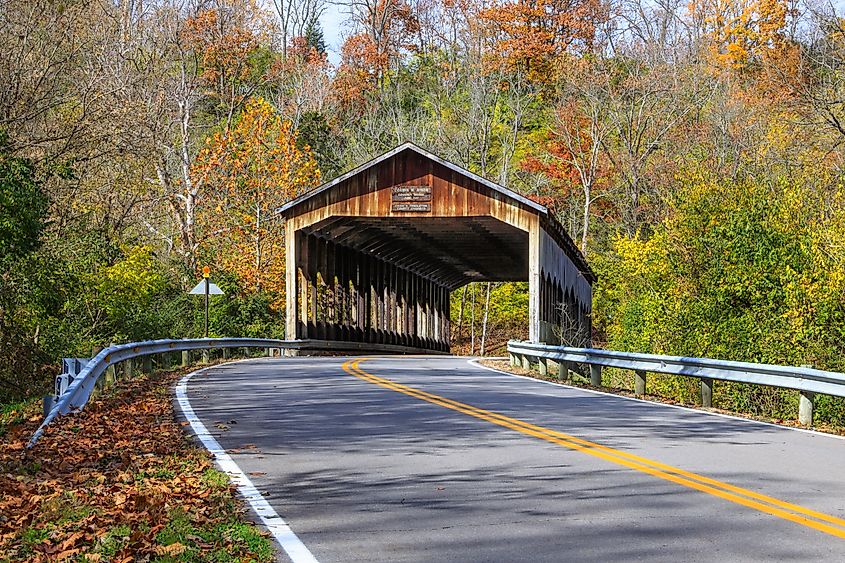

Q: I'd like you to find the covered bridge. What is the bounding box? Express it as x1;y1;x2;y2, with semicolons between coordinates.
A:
277;143;595;353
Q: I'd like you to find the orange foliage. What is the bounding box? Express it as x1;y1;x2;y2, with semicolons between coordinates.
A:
333;34;385;111
192;97;321;309
183;8;260;97
479;0;607;82
689;0;792;70
333;0;420;109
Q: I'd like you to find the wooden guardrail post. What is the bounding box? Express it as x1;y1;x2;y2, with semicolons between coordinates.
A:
538;357;548;376
548;359;560;379
799;391;814;426
700;378;713;408
520;354;530;370
202;349;210;364
635;370;646;396
125;358;134;379
141;355;152;374
104;364;116;387
590;364;601;387
181;350;190;367
509;353;519;367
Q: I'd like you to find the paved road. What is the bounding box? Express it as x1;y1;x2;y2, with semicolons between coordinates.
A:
185;356;845;562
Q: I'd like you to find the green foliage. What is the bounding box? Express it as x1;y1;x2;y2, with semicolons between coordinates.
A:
594;172;845;421
0;136;47;262
304;20;327;55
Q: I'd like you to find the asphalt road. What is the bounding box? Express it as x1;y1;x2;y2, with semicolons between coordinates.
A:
184;356;845;562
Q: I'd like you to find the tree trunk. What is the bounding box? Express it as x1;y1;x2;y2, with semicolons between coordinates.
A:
470;283;476;355
255;203;262;290
456;285;467;347
480;282;491;356
581;182;591;256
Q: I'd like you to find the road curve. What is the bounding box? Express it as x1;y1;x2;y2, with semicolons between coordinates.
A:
183;356;845;562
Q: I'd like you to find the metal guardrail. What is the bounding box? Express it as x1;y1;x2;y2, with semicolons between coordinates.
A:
29;338;290;447
29;336;443;448
507;341;845;425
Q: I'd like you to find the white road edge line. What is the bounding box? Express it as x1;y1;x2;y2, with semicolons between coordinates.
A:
468;358;845;442
176;362;320;563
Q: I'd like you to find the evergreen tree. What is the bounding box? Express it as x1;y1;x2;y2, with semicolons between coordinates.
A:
304;19;327;56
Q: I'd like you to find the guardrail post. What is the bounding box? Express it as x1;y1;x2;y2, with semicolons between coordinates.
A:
635;370;646;396
548;359;560;379
104;363;116;387
700;378;713;408
538;358;548;376
125;358;134;379
202;349;210;364
520;354;530;370
509;353;518;367
590;364;601;387
181;350;190;367
222;348;229;360
141;355;152;374
799;391;814;426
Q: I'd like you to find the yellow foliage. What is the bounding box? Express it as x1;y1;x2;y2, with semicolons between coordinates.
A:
690;0;790;69
192;97;321;310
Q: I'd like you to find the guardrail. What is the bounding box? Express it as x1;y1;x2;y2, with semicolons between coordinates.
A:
507;341;845;426
29;336;441;448
29;337;292;447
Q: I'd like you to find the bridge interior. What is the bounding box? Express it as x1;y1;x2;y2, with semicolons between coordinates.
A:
279;143;595;353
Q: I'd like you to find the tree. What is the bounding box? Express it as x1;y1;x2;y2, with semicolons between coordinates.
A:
0;135;47;261
271;0;327;58
192;97;321;309
689;0;792;69
479;0;608;84
522;60;612;254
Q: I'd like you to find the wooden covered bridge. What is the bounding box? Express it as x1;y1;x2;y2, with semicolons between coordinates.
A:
278;143;595;353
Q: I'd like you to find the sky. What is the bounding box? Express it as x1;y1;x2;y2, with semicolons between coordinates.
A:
319;4;347;66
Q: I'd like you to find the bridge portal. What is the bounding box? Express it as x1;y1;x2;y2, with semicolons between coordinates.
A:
277;143;594;352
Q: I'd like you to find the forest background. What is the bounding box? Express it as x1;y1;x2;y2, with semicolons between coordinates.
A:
4;0;845;420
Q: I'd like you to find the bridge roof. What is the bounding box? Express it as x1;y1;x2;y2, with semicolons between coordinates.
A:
278;142;594;284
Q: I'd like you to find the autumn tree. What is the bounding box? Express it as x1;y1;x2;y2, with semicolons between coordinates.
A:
479;0;608;84
192;97;320;309
271;0;327;58
335;0;420;100
522;60;612;254
689;0;793;69
182;4;267;129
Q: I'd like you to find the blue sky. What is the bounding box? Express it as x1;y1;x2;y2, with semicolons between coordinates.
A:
319;4;347;66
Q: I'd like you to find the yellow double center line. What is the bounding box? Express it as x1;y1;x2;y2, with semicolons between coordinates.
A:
342;358;845;539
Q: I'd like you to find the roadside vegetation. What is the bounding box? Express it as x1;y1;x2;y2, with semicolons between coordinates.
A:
0;366;274;561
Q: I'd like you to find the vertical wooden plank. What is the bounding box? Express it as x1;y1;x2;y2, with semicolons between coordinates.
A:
443;287;452;352
298;231;308;339
285;220;298;340
318;237;328;340
528;216;541;343
308;235;317;338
